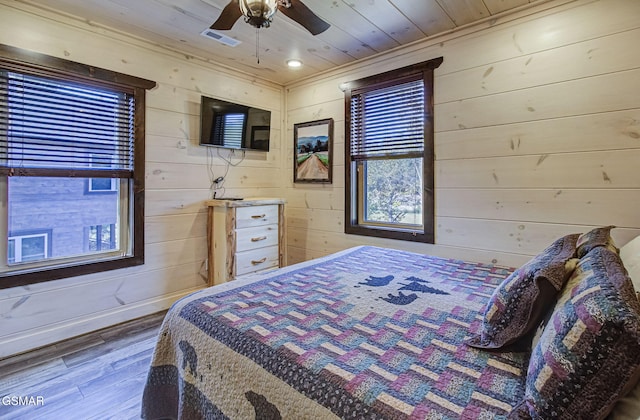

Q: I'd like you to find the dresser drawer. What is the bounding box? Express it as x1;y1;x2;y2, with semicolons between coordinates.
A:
207;198;284;285
235;224;278;252
236;205;279;229
235;246;279;276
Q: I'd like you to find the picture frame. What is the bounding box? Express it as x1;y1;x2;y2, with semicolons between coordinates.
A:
250;125;270;150
293;118;333;183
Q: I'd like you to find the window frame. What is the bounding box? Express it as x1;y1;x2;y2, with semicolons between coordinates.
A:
87;154;118;193
8;230;51;264
0;44;155;289
87;177;118;193
344;57;443;243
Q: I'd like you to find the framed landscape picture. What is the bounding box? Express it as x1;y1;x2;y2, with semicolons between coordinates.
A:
293;118;333;183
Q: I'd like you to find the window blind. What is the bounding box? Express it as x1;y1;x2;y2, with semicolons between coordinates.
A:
0;70;135;176
212;113;245;148
350;78;425;160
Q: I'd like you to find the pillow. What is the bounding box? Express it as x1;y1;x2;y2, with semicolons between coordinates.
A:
576;225;618;258
620;235;640;294
608;235;640;420
510;247;640;420
466;234;579;350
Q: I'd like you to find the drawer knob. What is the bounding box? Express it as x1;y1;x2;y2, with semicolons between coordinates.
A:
251;236;267;242
251;257;267;265
251;214;266;219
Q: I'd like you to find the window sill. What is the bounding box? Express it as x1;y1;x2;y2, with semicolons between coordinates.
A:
345;224;433;244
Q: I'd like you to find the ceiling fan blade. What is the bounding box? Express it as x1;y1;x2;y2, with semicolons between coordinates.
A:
210;0;243;30
279;0;330;35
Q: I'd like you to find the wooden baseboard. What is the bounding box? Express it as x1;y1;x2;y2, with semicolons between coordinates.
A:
0;287;200;359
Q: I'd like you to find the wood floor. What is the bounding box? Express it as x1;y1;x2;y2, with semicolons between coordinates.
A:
0;311;166;420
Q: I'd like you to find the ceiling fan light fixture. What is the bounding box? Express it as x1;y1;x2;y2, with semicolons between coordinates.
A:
211;0;329;35
239;0;278;28
286;59;302;68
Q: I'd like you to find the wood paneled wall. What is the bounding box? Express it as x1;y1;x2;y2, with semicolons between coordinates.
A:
0;2;283;357
1;0;639;358
283;0;640;268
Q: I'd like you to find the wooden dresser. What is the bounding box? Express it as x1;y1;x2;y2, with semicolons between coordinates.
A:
206;198;285;285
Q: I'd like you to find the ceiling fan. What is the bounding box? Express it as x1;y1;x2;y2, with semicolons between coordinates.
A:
211;0;330;36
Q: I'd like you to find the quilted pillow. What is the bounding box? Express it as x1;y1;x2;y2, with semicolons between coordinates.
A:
510;247;640;420
576;225;618;258
466;234;579;350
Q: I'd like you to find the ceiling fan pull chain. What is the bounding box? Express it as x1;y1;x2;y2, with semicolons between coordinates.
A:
256;27;260;64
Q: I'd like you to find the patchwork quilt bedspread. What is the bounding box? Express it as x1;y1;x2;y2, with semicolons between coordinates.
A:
141;246;529;419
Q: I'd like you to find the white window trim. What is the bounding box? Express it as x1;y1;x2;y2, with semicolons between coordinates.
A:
88;154;118;192
8;233;48;264
88;178;118;192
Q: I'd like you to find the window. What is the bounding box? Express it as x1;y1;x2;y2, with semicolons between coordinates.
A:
88;224;116;252
344;58;442;243
0;44;156;289
88;155;117;192
88;177;117;192
8;232;49;263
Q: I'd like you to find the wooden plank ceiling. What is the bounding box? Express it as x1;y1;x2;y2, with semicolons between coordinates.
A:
15;0;548;84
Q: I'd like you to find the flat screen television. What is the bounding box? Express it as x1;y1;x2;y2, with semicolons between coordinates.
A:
199;95;271;151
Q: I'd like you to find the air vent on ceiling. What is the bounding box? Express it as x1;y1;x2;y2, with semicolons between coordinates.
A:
200;28;242;47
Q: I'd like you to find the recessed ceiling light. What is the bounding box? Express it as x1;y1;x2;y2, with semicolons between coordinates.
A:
287;59;303;68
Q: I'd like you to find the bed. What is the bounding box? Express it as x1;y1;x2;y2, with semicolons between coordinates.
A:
141;228;640;419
